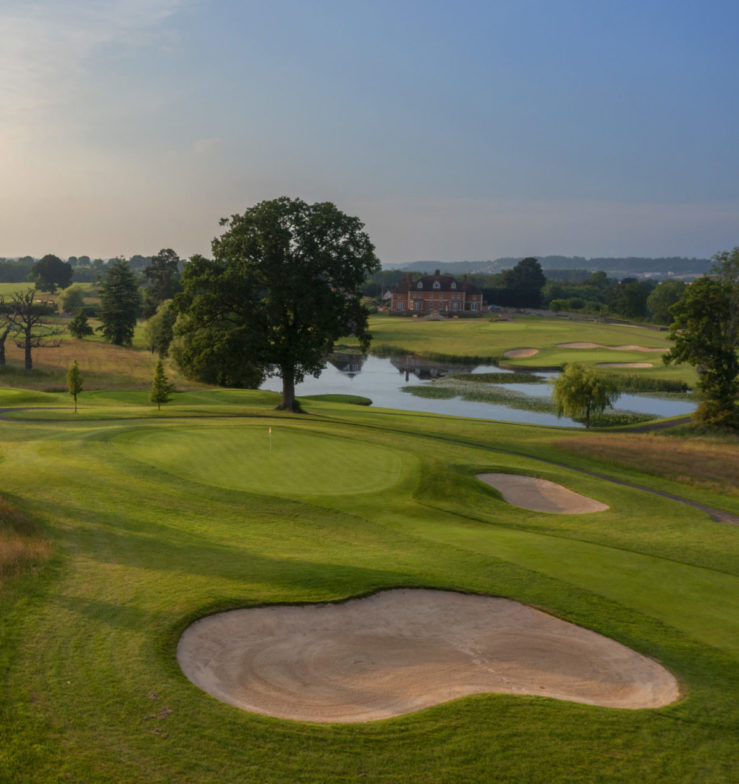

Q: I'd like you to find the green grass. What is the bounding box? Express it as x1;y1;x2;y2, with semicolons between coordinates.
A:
354;314;698;386
1;389;738;782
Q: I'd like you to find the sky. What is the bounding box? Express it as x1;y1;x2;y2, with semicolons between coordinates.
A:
1;0;737;264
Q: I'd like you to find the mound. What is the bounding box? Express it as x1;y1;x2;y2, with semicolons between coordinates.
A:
114;425;412;497
177;589;679;722
477;473;609;513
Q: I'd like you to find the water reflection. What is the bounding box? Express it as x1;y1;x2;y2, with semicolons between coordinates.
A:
259;353;695;427
389;355;479;381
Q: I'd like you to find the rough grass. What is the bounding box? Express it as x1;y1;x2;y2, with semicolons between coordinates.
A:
0;334;198;391
0;497;52;584
555;432;739;496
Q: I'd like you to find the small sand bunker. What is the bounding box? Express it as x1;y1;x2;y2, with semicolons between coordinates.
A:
503;348;539;358
557;342;665;353
177;590;678;722
477;473;609;514
597;362;653;368
612;345;665;353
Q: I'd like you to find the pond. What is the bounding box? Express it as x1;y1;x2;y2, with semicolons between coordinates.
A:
260;354;696;428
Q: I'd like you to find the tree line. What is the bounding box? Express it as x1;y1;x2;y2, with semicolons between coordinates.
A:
363;261;689;323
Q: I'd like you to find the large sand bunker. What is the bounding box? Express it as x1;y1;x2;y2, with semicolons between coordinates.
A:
477;473;609;514
503;348;539;358
557;342;665;352
177;590;679;722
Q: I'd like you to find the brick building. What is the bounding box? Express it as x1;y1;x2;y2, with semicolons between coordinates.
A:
389;270;483;315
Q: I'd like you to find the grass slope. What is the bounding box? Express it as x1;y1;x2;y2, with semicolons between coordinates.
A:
1;390;738;783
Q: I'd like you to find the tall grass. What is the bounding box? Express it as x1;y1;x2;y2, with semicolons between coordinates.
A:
0;498;52;584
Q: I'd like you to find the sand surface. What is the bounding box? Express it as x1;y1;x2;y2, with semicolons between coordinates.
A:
177;589;679;722
597;362;653;368
503;348;539;358
477;473;610;514
557;342;665;352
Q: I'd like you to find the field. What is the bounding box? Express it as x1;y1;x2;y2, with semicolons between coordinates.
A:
2;387;738;783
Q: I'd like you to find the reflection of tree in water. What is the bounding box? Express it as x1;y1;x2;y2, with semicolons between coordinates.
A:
390;355;476;382
326;352;367;378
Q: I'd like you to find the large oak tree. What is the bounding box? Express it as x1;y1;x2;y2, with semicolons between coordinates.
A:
664;249;738;428
174;197;380;411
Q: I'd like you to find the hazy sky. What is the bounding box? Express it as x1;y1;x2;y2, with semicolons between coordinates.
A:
1;0;737;263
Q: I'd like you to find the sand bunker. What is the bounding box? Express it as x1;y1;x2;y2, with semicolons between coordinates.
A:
477;473;609;514
557;342;665;353
177;589;679;722
503;348;539;358
597;362;653;368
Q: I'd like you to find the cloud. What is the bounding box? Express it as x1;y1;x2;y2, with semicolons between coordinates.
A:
0;0;183;139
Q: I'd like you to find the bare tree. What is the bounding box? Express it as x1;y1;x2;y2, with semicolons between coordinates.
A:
0;297;12;367
7;290;61;371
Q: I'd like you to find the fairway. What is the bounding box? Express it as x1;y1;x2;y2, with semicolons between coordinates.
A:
1;391;738;783
114;423;414;496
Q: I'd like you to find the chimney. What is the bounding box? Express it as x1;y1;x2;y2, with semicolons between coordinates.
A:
435;269;440;276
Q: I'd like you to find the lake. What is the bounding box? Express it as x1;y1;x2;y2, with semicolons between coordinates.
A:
260;353;696;428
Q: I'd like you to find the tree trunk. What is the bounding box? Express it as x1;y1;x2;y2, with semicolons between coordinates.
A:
24;328;32;371
277;370;301;412
585;399;591;428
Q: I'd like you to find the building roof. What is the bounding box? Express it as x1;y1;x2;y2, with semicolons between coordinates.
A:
391;269;482;295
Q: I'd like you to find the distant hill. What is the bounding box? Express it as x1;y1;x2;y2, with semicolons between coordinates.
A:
383;256;712;279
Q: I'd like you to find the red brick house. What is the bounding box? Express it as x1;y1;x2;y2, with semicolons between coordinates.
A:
389;270;483;315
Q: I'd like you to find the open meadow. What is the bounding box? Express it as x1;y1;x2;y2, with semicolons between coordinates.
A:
1;382;738;783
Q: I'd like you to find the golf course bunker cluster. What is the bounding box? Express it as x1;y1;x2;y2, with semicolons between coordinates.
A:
177;589;679;723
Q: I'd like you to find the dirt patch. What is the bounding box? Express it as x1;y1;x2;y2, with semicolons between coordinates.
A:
597;362;653;368
557;342;600;349
177;589;679;722
503;348;539;358
477;473;609;514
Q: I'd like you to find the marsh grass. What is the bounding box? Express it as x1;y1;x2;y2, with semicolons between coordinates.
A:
403;378;654;426
449;372;545;384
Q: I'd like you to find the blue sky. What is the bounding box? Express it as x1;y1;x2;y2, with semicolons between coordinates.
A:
1;0;737;262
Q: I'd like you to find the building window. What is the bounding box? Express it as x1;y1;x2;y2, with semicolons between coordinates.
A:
433;280;441;289
451;281;456;289
417;281;423;289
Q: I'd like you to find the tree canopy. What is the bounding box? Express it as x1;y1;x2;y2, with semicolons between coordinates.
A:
552;363;619;428
100;259;140;346
175;197;380;410
664;252;738;428
31;254;72;293
143;249;181;319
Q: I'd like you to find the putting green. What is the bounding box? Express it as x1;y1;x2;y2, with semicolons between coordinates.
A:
113;423;414;496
